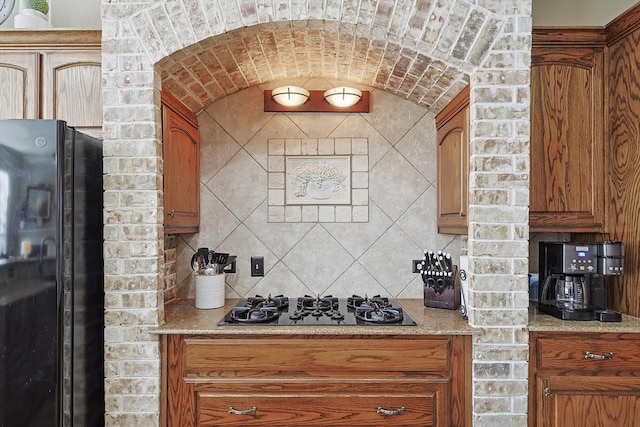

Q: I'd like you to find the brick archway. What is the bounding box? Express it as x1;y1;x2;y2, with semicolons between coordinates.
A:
124;1;508;113
101;0;532;425
155;20;476;113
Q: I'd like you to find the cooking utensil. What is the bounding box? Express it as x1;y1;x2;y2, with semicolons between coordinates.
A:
191;254;199;272
191;247;210;272
215;253;229;265
191;248;236;274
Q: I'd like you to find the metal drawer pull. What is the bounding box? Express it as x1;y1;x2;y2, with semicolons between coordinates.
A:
228;406;257;415
377;406;405;415
584;351;614;360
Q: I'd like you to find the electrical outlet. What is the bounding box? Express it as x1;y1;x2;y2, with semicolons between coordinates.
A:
412;260;423;273
251;256;264;277
223;260;236;274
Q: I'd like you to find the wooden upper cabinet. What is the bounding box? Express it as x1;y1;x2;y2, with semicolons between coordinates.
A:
0;52;39;119
530;43;606;232
162;91;200;234
41;50;102;128
436;85;469;235
0;30;102;137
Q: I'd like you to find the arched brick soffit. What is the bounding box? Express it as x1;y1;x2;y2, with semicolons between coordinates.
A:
127;1;506;113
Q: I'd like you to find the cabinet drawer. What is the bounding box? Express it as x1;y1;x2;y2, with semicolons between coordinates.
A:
536;335;640;373
194;381;448;426
184;336;451;379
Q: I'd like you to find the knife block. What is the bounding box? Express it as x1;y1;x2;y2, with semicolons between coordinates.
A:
423;265;460;310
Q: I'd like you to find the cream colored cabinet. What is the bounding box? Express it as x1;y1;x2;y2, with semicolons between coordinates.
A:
0;30;102;137
0;51;39;119
41;50;102;129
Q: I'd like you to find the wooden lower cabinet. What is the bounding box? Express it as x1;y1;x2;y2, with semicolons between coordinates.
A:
529;332;640;427
164;334;471;426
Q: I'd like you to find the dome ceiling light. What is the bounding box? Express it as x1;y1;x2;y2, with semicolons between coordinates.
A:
323;87;363;108
270;86;310;107
264;86;369;113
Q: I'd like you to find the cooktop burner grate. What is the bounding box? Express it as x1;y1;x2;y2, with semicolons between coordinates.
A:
354;304;404;324
218;294;416;326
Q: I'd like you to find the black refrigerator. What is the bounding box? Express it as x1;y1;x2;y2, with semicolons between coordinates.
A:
0;120;104;427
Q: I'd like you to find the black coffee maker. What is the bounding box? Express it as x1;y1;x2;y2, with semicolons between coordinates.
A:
538;241;624;322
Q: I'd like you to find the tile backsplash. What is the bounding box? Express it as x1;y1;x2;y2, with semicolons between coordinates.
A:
174;79;462;299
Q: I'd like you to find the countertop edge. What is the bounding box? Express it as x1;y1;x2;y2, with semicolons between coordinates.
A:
153;298;481;336
151;328;478;335
153;299;640;335
528;305;640;333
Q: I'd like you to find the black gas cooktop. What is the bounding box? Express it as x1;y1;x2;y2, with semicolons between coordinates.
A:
217;294;417;326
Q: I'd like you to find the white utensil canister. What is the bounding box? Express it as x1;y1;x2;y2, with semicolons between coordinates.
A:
195;273;225;309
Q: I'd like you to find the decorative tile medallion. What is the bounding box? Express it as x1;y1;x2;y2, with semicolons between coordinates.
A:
286;156;351;204
268;138;369;223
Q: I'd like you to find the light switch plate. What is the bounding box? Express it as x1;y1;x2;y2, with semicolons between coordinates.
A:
251;256;264;277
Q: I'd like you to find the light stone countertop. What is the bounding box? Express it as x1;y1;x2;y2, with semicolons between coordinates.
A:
154;298;480;336
529;304;640;333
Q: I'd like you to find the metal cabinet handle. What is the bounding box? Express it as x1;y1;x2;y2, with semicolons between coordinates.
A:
377;406;405;415
584;351;614;360
544;387;552;397
228;406;257;415
168;210;176;218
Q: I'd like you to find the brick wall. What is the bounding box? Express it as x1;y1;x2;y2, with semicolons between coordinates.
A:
101;1;531;425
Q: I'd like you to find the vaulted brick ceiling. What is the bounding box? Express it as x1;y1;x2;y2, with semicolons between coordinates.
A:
157;14;502;114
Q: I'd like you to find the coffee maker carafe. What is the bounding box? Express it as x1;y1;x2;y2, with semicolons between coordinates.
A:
538;241;624;322
542;274;589;311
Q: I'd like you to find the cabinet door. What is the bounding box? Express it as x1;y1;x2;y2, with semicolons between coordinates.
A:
162;101;200;233
0;52;39;119
530;332;640;427
537;376;640;427
436;91;468;235
41;50;102;131
530;48;605;232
